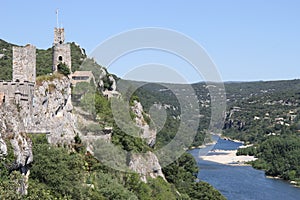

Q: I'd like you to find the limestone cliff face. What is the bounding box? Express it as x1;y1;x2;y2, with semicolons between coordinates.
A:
0;105;33;195
30;76;78;145
127;101;165;182
128;152;165;182
0;72;166;192
0;75;78;195
89;73;165;182
131;100;156;147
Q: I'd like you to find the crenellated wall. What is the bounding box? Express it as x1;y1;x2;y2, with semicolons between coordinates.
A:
0;81;34;109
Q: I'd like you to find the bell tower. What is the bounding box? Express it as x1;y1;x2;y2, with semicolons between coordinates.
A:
52;10;71;73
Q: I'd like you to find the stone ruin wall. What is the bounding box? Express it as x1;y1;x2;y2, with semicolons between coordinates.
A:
52;27;72;72
13;44;36;83
0;44;36;115
0;81;34;110
54;27;65;44
53;43;72;72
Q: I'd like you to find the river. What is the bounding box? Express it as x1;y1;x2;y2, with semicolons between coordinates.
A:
189;138;300;200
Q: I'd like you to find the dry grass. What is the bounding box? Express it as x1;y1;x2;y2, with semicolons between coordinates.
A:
36;72;64;86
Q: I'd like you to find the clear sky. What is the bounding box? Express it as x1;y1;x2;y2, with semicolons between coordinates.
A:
1;0;299;82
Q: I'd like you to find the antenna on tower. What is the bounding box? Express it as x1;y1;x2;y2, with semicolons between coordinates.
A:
56;9;59;28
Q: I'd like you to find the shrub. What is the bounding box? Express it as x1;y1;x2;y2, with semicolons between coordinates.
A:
58;63;71;76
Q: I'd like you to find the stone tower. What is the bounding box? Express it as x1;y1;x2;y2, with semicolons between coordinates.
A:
52;27;72;72
13;44;36;83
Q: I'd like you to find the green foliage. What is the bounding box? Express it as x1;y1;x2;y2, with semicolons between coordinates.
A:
162;153;225;199
70;42;86;72
0;39;13;80
30;141;84;198
111;124;150;153
186;182;226;200
36;48;52;76
58;62;71;76
252;135;300;182
0;171;23;200
79;58;110;84
237;145;257;156
147;177;177;200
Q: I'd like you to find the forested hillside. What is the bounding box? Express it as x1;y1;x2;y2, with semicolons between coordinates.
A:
223;80;300;185
0;39;226;199
131;79;300;185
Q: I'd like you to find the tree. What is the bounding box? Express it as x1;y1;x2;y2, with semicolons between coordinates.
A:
58;63;70;76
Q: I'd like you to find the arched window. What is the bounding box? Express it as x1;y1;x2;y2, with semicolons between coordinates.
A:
58;56;63;62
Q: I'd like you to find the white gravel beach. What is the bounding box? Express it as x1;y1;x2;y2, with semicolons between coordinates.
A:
200;149;257;165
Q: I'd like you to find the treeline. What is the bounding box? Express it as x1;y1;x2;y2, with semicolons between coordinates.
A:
223;79;300;185
238;135;300;185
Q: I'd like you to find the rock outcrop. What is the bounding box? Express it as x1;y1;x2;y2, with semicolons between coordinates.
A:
0;105;33;195
131;100;156;147
128;152;165;183
30;76;78;145
0;75;80;195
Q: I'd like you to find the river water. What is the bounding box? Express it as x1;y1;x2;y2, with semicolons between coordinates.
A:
189;138;300;200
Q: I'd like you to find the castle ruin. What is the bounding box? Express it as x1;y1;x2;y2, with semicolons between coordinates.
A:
0;25;72;114
52;28;72;73
0;44;36;110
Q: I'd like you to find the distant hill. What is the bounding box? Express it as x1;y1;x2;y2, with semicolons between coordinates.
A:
0;39;86;80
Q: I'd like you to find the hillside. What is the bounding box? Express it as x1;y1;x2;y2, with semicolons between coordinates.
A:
132;79;300;185
0;38;226;199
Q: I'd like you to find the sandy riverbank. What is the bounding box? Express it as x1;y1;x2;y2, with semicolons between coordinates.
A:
200;149;257;166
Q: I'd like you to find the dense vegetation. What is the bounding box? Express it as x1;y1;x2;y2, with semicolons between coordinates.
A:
0;95;225;199
131;79;300;185
222;80;300;185
72;80;225;199
0;134;181;199
133;82;212;148
237;135;300;184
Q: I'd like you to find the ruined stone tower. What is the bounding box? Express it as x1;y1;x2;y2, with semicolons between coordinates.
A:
13;44;36;83
52;28;72;72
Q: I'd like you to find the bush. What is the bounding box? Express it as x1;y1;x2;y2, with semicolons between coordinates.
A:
58;63;71;76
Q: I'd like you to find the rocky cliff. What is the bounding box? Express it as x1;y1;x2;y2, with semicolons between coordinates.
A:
0;105;33;195
0;71;167;195
0;74;77;195
30;75;78;145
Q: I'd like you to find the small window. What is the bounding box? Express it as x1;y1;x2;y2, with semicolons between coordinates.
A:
58;56;63;61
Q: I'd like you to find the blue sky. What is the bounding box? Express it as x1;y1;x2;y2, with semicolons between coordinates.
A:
1;0;299;82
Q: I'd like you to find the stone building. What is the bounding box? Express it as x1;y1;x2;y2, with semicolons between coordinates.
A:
52;28;72;73
71;70;94;85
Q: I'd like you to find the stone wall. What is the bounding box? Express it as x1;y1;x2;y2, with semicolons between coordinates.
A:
52;44;72;72
53;28;65;45
12;45;36;83
0;81;34;110
53;28;72;73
